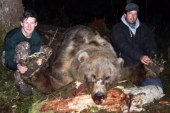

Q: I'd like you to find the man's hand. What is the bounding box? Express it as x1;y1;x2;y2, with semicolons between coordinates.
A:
36;58;43;66
159;67;164;72
140;55;153;65
17;64;28;74
141;55;165;74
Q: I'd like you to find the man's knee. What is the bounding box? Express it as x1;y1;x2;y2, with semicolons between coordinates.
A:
142;77;163;88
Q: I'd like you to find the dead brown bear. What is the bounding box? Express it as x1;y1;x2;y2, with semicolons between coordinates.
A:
26;25;124;104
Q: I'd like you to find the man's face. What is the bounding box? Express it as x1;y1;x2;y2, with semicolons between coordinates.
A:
21;17;37;37
124;10;138;24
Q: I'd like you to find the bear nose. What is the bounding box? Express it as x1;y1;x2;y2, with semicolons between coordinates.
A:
92;92;105;105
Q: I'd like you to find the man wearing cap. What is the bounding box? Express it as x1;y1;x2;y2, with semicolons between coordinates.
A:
110;3;163;88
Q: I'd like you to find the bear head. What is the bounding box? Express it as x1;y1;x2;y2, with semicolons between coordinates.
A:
70;46;124;104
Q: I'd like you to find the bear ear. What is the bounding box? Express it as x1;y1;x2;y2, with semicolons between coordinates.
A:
78;52;89;62
116;58;124;67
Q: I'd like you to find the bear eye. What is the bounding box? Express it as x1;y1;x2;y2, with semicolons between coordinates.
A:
105;76;110;81
91;74;96;81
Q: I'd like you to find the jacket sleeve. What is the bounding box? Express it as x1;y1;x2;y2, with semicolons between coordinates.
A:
110;25;143;61
4;38;17;71
142;25;157;58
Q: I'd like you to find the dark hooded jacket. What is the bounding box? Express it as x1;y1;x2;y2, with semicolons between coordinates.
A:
110;16;157;67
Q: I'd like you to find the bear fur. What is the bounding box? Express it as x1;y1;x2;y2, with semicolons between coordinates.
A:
123;61;163;86
26;25;124;104
122;63;146;86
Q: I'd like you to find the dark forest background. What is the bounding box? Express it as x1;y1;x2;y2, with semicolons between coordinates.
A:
22;0;170;28
22;0;170;58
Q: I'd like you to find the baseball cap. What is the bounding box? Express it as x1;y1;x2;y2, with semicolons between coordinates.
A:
125;3;139;12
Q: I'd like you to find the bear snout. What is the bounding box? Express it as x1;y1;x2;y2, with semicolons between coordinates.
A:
92;92;106;105
90;79;107;104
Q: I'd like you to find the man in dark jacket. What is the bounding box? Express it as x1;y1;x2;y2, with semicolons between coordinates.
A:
110;3;163;88
1;10;42;96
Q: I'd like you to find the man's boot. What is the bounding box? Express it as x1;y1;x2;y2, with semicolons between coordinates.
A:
14;71;32;96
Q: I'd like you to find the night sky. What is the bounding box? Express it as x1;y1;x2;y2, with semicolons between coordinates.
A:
22;0;170;31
